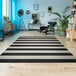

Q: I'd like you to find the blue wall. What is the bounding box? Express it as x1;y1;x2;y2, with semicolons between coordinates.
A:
15;0;73;30
0;0;3;38
9;0;16;31
9;0;12;22
11;0;16;31
0;0;2;30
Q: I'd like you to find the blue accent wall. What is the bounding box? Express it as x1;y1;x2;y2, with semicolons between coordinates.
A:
11;0;16;23
0;0;2;30
0;0;3;38
11;0;16;31
9;0;16;31
15;0;72;30
9;0;12;21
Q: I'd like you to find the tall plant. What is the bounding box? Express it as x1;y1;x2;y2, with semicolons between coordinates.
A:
52;6;71;35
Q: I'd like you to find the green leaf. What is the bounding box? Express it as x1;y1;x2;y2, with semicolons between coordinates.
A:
53;18;62;22
62;6;71;15
65;15;70;19
53;12;61;18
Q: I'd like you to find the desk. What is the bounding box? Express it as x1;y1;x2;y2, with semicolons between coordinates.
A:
28;23;41;30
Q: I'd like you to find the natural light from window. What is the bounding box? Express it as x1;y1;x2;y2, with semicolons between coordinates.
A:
2;0;9;17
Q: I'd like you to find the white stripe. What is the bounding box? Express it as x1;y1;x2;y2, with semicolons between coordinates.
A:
0;56;75;59
19;36;55;38
9;47;67;49
11;44;63;46
4;51;70;53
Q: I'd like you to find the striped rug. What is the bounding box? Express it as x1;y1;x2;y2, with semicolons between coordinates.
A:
0;36;76;63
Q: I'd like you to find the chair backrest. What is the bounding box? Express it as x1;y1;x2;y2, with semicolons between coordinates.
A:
48;22;57;27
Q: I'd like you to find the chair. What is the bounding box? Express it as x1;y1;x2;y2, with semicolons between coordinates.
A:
40;22;57;34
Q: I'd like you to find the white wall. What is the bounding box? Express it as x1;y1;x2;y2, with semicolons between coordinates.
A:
15;0;72;30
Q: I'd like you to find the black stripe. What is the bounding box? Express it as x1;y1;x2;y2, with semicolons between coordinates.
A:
6;50;68;51
13;42;61;44
0;59;76;63
18;38;57;39
16;40;59;41
17;38;57;39
6;48;68;50
18;36;56;37
10;45;64;47
2;53;73;56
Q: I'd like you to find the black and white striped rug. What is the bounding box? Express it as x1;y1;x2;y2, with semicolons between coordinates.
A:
0;36;76;63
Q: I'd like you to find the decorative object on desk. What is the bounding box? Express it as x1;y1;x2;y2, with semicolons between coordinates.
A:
52;6;71;36
26;10;30;15
48;6;52;13
34;4;39;10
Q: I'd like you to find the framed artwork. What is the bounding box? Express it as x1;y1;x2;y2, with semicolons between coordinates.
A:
26;10;30;15
34;4;39;10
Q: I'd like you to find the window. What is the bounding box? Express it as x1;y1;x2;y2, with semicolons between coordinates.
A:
2;0;9;17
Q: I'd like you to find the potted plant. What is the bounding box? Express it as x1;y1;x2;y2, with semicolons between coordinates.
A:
52;6;71;36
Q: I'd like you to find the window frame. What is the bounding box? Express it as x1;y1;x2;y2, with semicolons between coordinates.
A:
2;0;9;17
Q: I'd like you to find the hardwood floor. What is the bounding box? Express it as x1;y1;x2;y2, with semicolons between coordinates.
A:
0;31;76;76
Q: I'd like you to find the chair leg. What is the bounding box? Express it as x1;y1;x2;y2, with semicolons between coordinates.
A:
45;29;48;35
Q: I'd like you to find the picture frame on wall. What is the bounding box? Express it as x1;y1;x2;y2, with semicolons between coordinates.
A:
48;6;52;13
34;4;39;10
